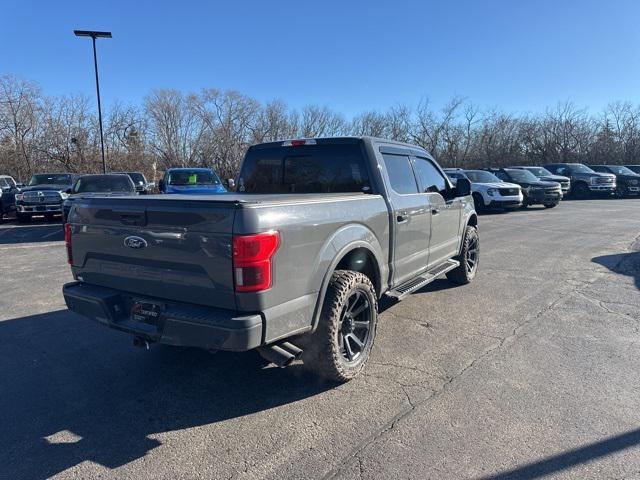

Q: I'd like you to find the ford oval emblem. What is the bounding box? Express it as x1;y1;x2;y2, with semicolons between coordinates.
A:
124;236;148;249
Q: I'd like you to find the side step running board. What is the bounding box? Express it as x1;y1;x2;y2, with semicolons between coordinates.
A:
385;259;460;301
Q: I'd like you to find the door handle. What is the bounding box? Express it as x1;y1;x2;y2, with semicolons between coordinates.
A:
397;212;409;223
431;207;440;215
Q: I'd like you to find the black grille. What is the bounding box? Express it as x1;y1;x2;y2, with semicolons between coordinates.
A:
595;177;614;184
498;188;519;196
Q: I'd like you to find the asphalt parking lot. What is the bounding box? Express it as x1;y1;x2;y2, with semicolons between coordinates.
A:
1;200;639;480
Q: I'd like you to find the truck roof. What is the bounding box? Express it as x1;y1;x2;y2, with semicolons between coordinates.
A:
248;136;432;155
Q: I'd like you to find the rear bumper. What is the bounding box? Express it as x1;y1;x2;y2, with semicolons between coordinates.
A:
63;282;263;351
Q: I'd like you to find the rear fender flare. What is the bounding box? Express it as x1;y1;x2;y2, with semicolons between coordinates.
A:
309;224;387;332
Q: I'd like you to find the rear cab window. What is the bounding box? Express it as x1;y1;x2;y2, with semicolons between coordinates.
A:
382;154;418;194
238;141;371;194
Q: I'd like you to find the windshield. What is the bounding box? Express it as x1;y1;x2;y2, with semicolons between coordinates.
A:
505;169;539;183
524;167;553;177
606;166;636;175
464;170;501;183
446;172;466;180
73;175;135;194
28;174;72;186
167;170;220;186
567;164;594;174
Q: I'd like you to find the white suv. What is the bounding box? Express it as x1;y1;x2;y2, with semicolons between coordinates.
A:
444;169;522;211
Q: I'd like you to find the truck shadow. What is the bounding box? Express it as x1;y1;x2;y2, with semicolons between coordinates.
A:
0;310;333;479
592;250;640;290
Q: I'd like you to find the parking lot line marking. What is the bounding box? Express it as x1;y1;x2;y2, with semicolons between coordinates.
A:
42;229;62;239
0;242;62;251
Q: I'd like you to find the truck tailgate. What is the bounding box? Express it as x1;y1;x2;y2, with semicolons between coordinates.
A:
69;197;237;310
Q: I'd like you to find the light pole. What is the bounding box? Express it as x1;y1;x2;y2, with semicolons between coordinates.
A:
73;30;111;174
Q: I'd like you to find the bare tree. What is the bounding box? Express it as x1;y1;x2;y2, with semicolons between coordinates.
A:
0;75;42;178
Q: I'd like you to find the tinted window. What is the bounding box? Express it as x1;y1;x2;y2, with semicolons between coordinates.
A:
505;169;539;182
591;166;607;173
383;154;418;194
495;171;509;181
524;167;553;177
464;170;502;183
239;144;370;194
0;178;9;189
168;170;220;186
606;166;636;175
413;157;447;195
73;175;135;193
28;174;72;186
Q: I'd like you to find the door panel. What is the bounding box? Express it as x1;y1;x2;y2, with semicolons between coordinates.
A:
411;156;461;268
381;153;431;286
427;194;462;267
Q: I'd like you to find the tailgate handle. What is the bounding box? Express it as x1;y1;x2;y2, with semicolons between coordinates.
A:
115;210;146;226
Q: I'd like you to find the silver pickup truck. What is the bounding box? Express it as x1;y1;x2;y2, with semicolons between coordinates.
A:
63;137;479;381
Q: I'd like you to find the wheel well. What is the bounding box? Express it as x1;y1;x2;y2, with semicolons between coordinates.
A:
467;213;478;228
335;247;381;296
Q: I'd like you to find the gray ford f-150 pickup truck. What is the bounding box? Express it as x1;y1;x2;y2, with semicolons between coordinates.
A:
63;137;478;381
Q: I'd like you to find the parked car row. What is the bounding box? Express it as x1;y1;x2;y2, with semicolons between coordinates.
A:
1;161;638;224
443;162;640;213
0;168;224;223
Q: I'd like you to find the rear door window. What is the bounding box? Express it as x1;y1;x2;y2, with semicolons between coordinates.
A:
383;154;418;194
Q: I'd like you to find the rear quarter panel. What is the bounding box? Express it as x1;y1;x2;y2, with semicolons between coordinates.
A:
234;195;389;343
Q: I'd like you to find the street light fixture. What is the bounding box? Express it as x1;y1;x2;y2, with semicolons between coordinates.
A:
74;30;112;174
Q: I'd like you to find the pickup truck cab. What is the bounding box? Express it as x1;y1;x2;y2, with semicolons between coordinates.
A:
0;175;19;223
15;173;78;222
114;172;153;194
589;165;640;198
62;174;138;223
158;167;226;195
544;163;616;199
63;137;478;381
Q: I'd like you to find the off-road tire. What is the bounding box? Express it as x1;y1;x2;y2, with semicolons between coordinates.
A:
544;202;558;208
302;270;378;382
446;225;479;285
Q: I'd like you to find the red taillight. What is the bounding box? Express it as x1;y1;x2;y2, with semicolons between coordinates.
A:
64;223;73;265
233;231;279;292
282;139;316;147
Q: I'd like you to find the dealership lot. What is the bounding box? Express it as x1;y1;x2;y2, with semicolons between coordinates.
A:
1;200;639;480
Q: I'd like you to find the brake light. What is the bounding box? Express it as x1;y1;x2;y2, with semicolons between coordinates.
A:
282;139;316;147
233;231;279;292
64;223;73;265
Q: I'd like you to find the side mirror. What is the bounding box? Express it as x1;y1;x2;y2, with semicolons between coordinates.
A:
158;179;165;192
226;178;235;190
65;188;72;194
455;178;471;197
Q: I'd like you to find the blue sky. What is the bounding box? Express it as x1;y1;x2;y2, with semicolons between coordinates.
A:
1;0;639;117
